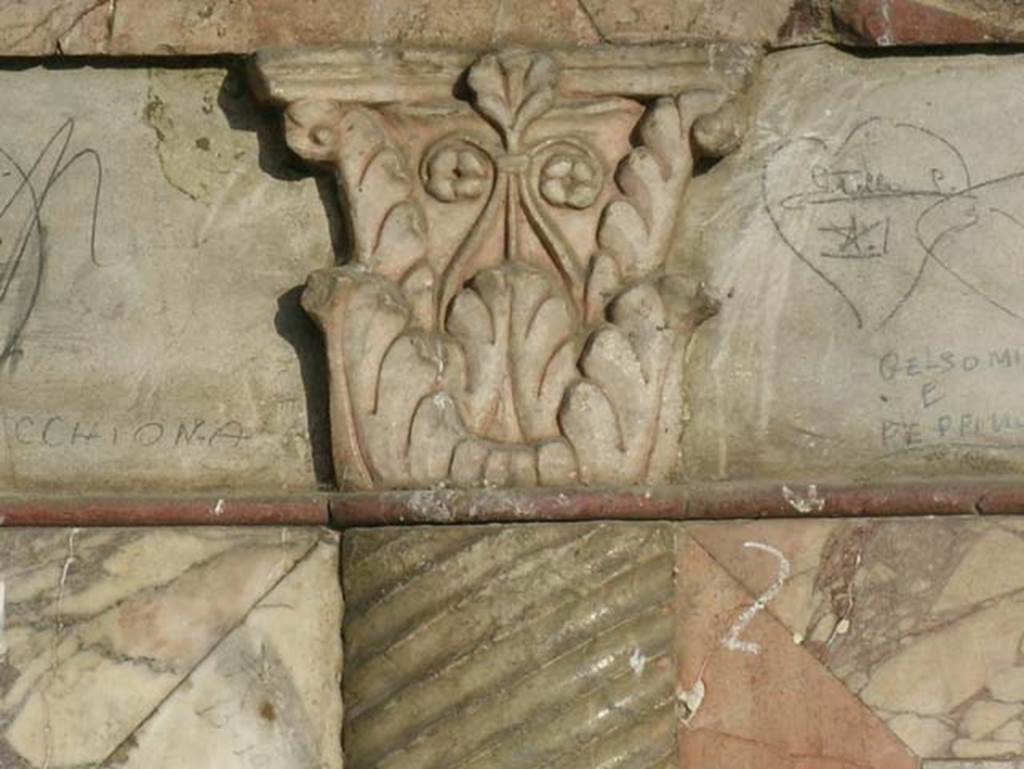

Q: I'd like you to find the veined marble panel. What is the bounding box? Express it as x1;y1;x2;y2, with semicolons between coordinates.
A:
344;519;1024;767
0;526;342;769
688;517;1024;761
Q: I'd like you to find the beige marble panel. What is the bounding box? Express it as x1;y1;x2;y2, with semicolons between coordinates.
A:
682;46;1024;484
0;64;333;493
0;526;341;768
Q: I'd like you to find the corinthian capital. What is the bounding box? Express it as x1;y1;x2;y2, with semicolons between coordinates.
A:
250;44;757;489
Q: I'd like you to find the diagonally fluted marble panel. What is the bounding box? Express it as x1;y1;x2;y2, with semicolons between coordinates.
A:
342;522;677;769
0;526;342;769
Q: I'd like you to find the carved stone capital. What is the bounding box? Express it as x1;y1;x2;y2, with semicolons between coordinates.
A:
250;45;758;489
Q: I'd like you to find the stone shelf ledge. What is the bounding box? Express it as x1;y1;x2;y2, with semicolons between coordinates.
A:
327;479;1024;525
7;478;1024;526
0;496;329;526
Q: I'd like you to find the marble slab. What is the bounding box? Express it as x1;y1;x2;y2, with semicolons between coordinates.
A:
688;517;1024;761
2;0;1018;55
0;64;333;496
0;0;799;55
342;523;678;769
0;526;341;768
682;46;1024;486
676;530;916;767
344;519;1024;767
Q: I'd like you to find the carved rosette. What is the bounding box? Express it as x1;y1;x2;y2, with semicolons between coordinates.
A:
251;45;755;489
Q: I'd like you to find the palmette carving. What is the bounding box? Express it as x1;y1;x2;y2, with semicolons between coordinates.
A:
275;48;747;488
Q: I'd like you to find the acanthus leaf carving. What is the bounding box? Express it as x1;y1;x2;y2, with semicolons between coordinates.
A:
566;90;723;483
468;51;557;149
563;275;717;484
255;45;754;489
447;263;577;445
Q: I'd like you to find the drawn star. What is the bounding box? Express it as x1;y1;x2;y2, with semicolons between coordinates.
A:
818;213;886;259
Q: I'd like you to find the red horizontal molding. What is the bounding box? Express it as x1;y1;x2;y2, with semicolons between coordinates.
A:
5;478;1024;527
0;496;328;526
328;478;1024;526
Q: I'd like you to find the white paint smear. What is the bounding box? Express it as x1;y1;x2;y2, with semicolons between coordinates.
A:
721;541;791;655
629;647;646;676
0;579;6;657
782;484;825;514
677;678;705;726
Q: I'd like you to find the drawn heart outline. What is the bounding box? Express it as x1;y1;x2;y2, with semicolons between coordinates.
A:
917;171;1024;323
763;117;971;330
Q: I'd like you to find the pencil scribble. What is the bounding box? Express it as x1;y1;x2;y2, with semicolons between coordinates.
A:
0;119;103;367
